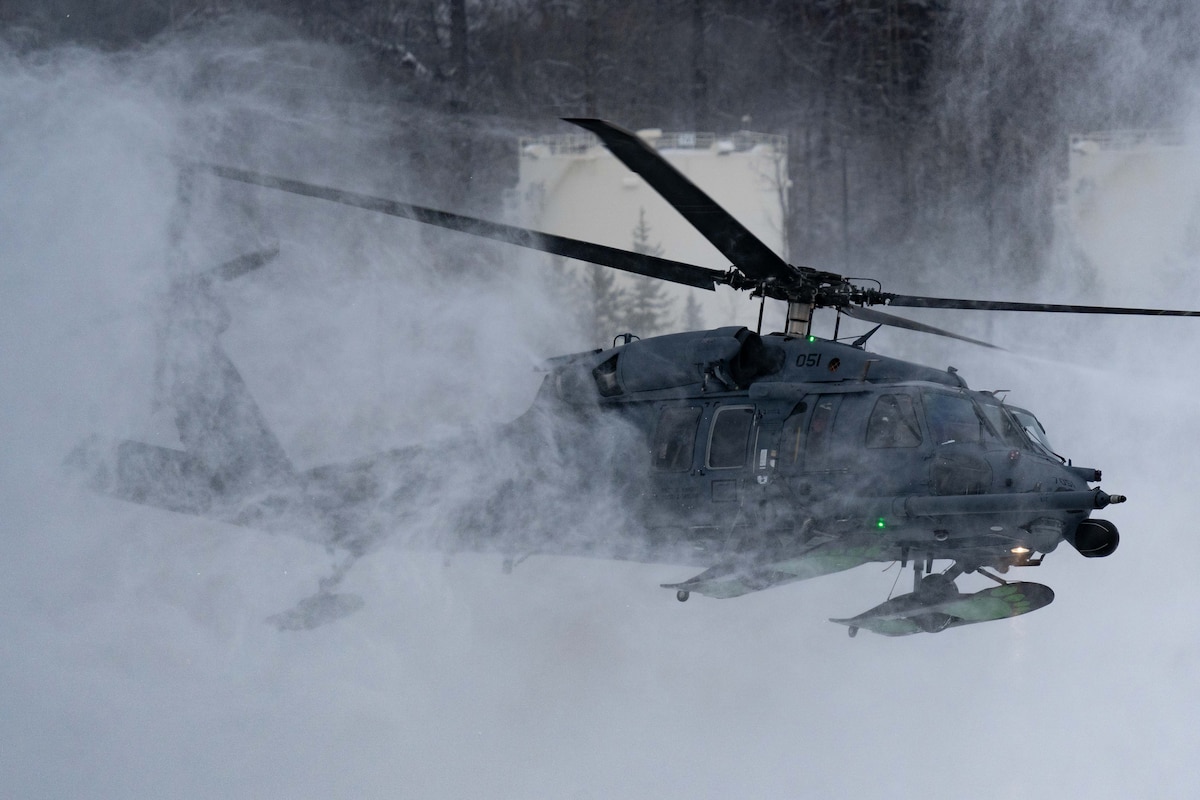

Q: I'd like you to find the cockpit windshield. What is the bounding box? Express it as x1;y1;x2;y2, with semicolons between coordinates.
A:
976;398;1026;448
1007;406;1060;459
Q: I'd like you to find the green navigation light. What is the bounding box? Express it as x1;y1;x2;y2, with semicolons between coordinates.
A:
875;517;887;529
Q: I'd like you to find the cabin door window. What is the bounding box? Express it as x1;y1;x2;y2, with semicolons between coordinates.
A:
651;406;702;472
706;406;756;469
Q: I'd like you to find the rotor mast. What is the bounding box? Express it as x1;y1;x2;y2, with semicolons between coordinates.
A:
785;299;813;336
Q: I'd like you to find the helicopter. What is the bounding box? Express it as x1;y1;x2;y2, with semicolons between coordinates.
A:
70;118;1200;636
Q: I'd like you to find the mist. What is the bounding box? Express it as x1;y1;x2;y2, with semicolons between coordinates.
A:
4;7;1200;799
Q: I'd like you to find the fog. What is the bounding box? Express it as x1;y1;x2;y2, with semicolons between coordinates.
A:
4;10;1200;799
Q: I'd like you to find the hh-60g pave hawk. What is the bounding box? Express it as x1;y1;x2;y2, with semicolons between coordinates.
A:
71;119;1200;636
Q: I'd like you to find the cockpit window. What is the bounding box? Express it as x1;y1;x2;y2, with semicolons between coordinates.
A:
866;394;922;448
923;392;987;445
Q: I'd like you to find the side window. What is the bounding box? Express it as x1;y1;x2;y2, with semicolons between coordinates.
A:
652;407;702;471
866;394;923;448
923;392;984;445
779;401;809;466
707;406;755;469
807;395;842;461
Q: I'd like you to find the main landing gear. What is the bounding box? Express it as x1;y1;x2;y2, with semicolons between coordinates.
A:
501;554;530;574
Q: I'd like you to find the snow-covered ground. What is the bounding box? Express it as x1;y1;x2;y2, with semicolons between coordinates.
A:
4;29;1200;800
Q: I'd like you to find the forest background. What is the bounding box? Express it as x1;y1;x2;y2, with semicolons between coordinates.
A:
6;0;1199;334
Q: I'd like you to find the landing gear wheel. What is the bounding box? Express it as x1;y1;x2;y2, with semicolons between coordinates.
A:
676;590;690;602
848;626;858;638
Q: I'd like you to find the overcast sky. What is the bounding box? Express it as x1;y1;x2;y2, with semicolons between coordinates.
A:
4;10;1200;799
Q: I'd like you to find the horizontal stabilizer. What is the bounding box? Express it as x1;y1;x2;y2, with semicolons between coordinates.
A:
67;437;216;515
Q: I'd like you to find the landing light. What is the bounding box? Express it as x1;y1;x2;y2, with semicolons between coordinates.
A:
1011;546;1031;555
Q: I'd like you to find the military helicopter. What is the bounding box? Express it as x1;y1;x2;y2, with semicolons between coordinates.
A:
72;119;1200;636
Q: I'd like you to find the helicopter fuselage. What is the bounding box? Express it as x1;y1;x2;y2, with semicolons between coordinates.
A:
71;316;1121;620
511;325;1121;594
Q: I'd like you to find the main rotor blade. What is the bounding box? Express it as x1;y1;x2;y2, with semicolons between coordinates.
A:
843;306;1002;350
564;118;794;283
211;245;281;282
204;164;728;292
886;294;1200;317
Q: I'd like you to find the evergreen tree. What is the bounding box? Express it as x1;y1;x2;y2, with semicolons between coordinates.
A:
682;293;705;331
586;264;626;346
623;208;674;336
